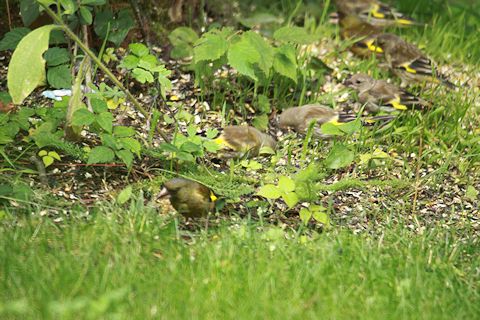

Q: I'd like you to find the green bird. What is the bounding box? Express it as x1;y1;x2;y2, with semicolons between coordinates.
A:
158;178;217;218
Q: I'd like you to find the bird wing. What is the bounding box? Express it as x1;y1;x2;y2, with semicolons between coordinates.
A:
360;3;416;26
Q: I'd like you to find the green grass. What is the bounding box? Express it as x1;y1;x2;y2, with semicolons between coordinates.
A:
1;207;479;319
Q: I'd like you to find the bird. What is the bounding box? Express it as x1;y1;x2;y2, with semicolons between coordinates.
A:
374;33;456;88
213;125;277;158
345;73;431;113
334;0;417;27
158;178;217;218
278;104;394;138
339;14;384;58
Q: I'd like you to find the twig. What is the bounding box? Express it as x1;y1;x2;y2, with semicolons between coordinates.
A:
6;0;12;30
412;123;424;214
29;156;49;186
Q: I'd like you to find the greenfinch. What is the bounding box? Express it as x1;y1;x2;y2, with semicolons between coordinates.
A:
278;104;394;138
345;73;430;113
335;0;417;27
159;178;217;218
214;125;277;158
375;33;455;88
339;15;384;58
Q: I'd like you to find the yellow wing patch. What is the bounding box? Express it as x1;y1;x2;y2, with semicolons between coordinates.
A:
388;96;408;110
397;18;414;25
400;63;417;74
214;136;235;149
370;4;385;18
366;39;384;53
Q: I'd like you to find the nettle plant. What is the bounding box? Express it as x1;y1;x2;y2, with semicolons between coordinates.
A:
169;25;320;128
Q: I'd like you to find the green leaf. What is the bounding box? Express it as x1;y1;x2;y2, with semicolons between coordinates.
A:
47;64;72;89
91;98;108;113
138;54;158;70
117;185;132;204
170;44;194;59
100;133;118;149
256;94;271;113
257;184;281;199
116;149;134;168
244;31;274;77
113;126;136;137
20;0;40;26
337;119;361;135
194;32;228;63
7;25;58;104
118;137;141;156
299;208;312;225
177;151;195;162
129;43;149;57
96;112;113;133
79;6;93;25
273;26;319;44
465;185;479;200
94;9;134;47
252;114;269;131
278;176;295;193
169;27;198;46
87;146;115;164
132;68;154;83
59;0;77;14
72;109;95;126
44;47;70;67
273;44;297;83
81;0;106;5
0;28;31;51
282;192;299;208
227;34;260;80
120;55;139;70
320;122;345;136
48;151;61;161
312;210;329;225
325;144;354;169
42;155;54;167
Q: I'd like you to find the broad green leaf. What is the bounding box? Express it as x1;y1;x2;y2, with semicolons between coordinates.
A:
20;0;39;26
129;43;149;57
227;34;260;80
7;25;58;104
91;98;108;113
203;140;221;153
59;0;76;14
44;47;70;66
337;118;361;135
273;26;319;44
170;44;194;59
466;185;479;200
194;32;228;63
169;27;198;46
79;6;93;25
278;176;295;193
118;137;141;156
117;185;132;204
325;144;354;169
138;54;158;70
252;113;269;131
312;210;329;225
42;155;54;167
47;64;72;88
181;141;202;153
0;28;31;51
116;149;134;168
273;44;297;83
38;150;48;157
72;109;95;126
113;126;136;137
120;55;139;70
100;133;118;149
299;208;312;225
87;146;115;164
320;122;345;136
257;184;281;199
94;9;134;47
96;112;113;133
132;68;154;83
244;31;274;77
282;192;299;208
48;151;61;160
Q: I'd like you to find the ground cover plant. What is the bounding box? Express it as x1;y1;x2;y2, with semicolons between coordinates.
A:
0;0;479;319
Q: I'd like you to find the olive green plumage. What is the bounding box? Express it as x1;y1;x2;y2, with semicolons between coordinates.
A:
159;178;217;218
345;73;430;113
214;125;277;158
339;15;384;58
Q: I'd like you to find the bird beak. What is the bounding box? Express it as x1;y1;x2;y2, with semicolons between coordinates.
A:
157;187;170;199
343;76;353;86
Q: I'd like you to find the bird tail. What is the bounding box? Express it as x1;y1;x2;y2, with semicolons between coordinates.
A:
439;76;456;89
361;115;397;126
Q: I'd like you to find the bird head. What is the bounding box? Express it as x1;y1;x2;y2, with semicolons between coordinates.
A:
158;178;191;199
344;73;374;90
374;34;398;52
